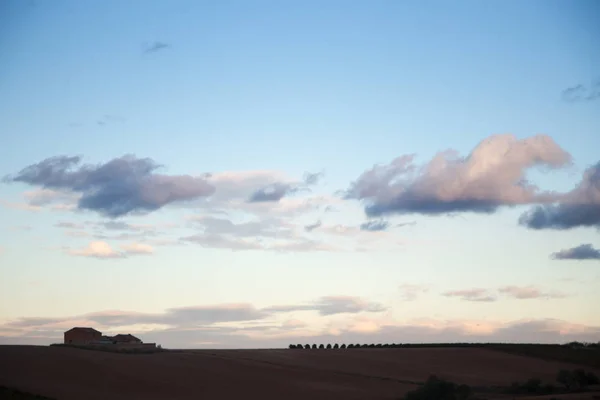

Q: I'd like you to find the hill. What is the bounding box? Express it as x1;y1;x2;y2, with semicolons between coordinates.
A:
1;345;599;400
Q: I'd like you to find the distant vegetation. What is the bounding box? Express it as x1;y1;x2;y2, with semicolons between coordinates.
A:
288;341;600;369
504;368;599;396
0;386;56;399
397;368;600;400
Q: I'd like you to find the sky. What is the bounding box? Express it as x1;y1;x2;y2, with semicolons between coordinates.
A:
0;0;599;349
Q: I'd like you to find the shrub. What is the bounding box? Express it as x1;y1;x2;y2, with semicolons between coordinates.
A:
557;369;576;390
403;375;473;400
304;344;310;349
523;378;542;393
586;371;600;385
361;344;368;348
368;344;375;348
347;344;354;348
325;344;331;349
340;344;346;349
333;343;339;349
312;344;317;349
376;343;382;348
289;344;296;349
318;344;325;349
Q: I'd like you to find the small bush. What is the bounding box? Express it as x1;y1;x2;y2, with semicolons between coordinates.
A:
289;344;296;349
304;344;310;349
333;343;339;349
506;378;556;395
403;375;473;400
0;386;57;399
311;344;317;349
340;344;346;349
318;344;325;349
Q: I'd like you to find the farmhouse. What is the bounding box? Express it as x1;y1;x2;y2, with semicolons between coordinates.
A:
64;327;154;348
64;327;102;345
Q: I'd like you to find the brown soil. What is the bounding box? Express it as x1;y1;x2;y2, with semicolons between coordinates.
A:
1;345;598;400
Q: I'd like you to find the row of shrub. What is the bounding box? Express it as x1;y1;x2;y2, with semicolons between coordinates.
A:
289;343;416;349
288;342;600;350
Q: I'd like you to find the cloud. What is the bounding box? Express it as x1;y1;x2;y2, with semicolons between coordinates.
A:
143;41;170;54
4;155;215;217
282;319;307;329
23;188;79;208
97;114;126;127
181;234;264;251
247;171;323;203
263;296;386;316
304;220;322;232
189;216;294;239
519;162;600;230
443;286;568;302
248;182;302;202
360;220;389;232
67;241;154;259
269;239;338;253
562;81;600;102
399;284;429;301
0;296;385;336
346;134;571;217
54;222;84;229
551;244;600;260
498;286;567;300
303;171;324;185
183;214;336;252
442;288;496;302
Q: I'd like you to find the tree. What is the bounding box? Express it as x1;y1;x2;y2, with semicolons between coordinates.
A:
289;344;296;349
312;344;317;349
347;344;354;348
297;344;303;349
340;344;346;349
333;343;339;349
376;344;382;348
318;344;325;349
326;344;332;349
304;344;311;349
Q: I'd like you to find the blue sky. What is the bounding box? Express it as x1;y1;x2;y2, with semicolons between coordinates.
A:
0;0;599;348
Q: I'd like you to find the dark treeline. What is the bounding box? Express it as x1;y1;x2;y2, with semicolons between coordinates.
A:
288;341;600;350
